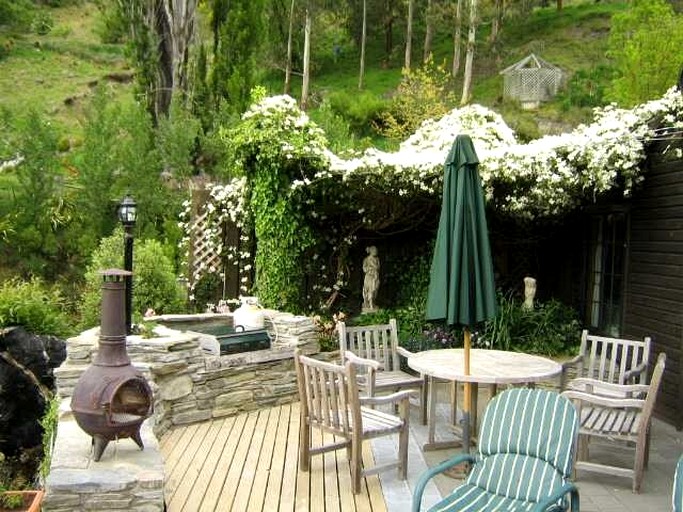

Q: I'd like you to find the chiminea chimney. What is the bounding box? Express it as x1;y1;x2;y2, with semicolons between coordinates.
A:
70;269;153;461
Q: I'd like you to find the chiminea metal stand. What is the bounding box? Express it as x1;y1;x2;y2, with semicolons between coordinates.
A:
70;269;153;461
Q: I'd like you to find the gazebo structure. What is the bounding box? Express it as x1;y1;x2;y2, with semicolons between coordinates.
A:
500;53;563;109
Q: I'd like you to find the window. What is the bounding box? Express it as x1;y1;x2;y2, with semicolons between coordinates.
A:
586;211;628;337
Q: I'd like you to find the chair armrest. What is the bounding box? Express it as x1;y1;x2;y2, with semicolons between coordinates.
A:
561;354;583;370
396;346;414;359
621;362;647;384
360;389;415;407
412;454;476;512
345;350;381;370
562;389;645;410
565;377;649;399
532;482;580;512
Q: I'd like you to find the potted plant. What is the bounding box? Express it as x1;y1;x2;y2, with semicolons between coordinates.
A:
0;489;44;512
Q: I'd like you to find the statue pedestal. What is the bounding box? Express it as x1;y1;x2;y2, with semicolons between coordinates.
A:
361;307;378;315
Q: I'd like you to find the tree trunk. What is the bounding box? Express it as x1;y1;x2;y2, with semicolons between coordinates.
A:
490;0;502;43
452;0;463;77
284;0;295;94
384;0;395;63
359;0;367;89
557;0;563;10
405;0;413;70
423;0;434;62
301;2;312;109
460;0;477;105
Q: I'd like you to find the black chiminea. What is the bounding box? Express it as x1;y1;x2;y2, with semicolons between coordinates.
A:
70;269;153;461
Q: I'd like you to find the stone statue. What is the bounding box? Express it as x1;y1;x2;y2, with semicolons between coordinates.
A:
523;276;537;310
362;246;380;312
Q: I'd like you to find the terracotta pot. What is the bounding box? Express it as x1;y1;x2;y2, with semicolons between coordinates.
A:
0;490;44;512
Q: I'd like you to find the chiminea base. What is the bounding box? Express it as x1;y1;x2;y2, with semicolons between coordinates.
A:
91;428;144;462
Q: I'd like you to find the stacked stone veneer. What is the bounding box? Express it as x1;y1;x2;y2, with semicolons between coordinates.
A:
45;310;321;511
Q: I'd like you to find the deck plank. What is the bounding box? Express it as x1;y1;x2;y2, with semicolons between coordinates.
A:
167;419;225;511
161;403;388;512
181;415;238;510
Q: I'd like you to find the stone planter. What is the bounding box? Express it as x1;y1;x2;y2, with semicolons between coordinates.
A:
0;490;44;512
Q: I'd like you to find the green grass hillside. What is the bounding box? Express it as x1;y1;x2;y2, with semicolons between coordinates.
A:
0;1;628;145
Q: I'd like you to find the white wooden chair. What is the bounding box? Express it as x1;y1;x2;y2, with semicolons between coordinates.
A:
338;319;427;424
562;352;666;493
294;351;412;494
561;330;651;395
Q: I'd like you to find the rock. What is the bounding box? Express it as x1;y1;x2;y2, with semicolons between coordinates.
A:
0;326;66;456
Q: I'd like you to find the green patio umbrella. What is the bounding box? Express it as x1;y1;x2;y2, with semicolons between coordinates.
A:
425;134;497;452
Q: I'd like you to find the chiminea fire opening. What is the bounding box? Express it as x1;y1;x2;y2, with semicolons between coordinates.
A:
70;269;153;461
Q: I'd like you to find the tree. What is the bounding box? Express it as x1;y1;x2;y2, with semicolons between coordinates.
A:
461;0;478;104
423;0;434;62
451;0;463;77
211;0;265;115
359;0;367;89
405;0;414;70
301;1;312;109
606;0;683;106
116;0;197;122
284;0;296;94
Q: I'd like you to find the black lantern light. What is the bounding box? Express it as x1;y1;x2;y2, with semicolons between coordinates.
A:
117;195;137;334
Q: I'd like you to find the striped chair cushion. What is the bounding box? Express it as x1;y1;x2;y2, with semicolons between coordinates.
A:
427;389;578;511
477;388;578;479
674;454;683;512
427;482;566;512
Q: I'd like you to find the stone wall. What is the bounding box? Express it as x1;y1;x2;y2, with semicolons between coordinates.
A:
54;310;320;438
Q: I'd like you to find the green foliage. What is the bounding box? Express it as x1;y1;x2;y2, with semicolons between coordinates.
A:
327;90;387;139
220;94;329;312
1;110;72;279
482;293;581;356
31;10;54;35
606;0;683;106
378;58;456;141
210;0;265;116
38;394;59;483
78;228;186;329
93;0;128;44
0;0;33;30
558;65;615;110
0;278;73;337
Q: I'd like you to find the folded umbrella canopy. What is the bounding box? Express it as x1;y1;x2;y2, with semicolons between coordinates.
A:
425;134;497;452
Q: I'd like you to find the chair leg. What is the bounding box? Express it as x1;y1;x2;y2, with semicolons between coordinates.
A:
299;419;311;472
399;402;409;480
633;430;648;493
351;437;362;494
421;375;429;425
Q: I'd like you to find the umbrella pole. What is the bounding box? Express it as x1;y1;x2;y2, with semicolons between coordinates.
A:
462;327;472;453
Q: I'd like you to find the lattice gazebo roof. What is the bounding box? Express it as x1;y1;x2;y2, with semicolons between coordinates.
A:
500;53;563;108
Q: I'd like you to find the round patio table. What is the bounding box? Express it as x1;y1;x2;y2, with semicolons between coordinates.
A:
407;348;562;450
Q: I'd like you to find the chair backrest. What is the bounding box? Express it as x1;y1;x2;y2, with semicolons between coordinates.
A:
674;454;683;512
294;351;361;438
337;319;400;372
577;330;651;385
466;388;579;503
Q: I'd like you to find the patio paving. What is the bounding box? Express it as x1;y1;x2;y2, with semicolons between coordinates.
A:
372;381;683;512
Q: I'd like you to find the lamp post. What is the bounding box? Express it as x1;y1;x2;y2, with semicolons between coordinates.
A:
117;195;137;334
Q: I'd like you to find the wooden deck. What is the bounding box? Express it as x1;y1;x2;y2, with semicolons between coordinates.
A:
160;402;389;512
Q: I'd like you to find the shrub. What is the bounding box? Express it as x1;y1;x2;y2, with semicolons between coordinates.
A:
0;278;73;337
481;293;581;356
327;90;387;138
377;57;456;141
31;11;54;35
78;228;186;329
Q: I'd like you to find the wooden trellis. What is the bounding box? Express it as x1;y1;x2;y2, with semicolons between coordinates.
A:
500;53;563;109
